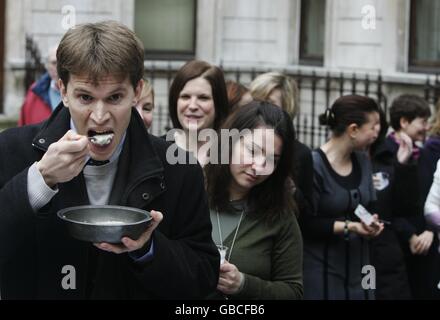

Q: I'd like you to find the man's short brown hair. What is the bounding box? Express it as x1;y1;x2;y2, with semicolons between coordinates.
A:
57;21;144;88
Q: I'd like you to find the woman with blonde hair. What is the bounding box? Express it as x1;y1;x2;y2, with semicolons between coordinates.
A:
135;78;155;129
249;72;313;219
303;95;384;300
249;72;299;119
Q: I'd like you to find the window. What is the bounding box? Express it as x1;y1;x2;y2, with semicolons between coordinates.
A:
409;0;440;72
134;0;197;60
299;0;325;66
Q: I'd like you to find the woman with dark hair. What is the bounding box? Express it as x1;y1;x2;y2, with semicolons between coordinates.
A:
249;72;299;119
135;78;155;129
225;80;252;111
204;101;303;299
166;60;229;165
419;99;440;202
387;94;440;299
302;95;384;300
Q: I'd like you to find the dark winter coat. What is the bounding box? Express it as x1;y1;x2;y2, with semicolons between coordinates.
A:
369;138;414;299
0;105;219;299
383;136;440;300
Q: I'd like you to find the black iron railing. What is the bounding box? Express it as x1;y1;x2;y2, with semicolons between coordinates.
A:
24;35;45;91
425;73;440;105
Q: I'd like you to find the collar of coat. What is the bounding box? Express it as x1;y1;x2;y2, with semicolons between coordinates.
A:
31;103;166;206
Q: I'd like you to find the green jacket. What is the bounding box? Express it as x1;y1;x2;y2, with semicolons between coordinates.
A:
211;208;303;300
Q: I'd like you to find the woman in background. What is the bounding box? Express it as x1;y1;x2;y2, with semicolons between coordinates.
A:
135;79;155;129
205;101;303;300
249;72;314;218
387;94;440;299
302;95;384;300
167;60;229;165
425;159;440;247
250;72;298;119
225;80;252;111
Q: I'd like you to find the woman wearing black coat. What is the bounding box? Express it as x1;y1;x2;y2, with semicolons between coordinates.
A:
368;108;412;299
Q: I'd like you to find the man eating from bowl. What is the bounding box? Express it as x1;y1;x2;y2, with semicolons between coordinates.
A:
0;21;219;299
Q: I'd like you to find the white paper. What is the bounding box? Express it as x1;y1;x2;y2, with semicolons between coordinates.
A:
354;204;374;226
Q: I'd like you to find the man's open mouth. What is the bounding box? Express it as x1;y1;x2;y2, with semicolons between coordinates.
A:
87;130;115;147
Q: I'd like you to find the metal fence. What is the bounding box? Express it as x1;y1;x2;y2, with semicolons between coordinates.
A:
24;35;46;91
425;74;440;106
23;37;440;149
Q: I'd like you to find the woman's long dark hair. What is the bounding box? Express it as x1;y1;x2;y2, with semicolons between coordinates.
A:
204;101;297;222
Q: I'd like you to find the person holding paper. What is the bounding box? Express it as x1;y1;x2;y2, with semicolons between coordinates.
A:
302;95;384;300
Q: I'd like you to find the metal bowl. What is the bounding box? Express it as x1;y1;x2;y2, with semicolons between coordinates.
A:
57;205;152;243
